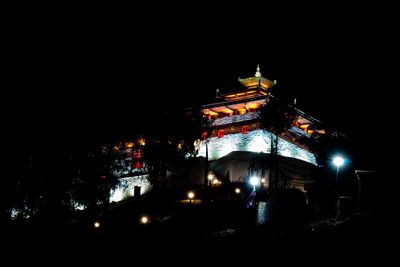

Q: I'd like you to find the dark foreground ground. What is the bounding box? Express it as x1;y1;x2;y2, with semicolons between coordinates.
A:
2;176;395;263
3;196;394;264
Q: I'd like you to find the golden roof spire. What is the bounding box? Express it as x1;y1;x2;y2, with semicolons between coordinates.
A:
255;65;262;77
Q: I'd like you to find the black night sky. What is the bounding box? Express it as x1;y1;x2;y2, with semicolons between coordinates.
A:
5;8;394;171
3;6;397;261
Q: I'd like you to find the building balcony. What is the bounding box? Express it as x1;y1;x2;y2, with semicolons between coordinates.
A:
211;111;260;126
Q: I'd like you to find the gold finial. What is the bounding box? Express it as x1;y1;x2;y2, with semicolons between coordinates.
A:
255;65;261;77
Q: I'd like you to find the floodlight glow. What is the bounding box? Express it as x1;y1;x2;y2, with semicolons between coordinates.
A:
261;178;266;183
188;192;195;199
250;177;260;186
208;174;214;180
109;175;152;203
94;221;101;228
197;130;317;165
333;156;344;167
235;188;241;194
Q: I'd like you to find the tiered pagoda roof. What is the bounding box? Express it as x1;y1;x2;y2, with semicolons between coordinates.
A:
219;65;276;101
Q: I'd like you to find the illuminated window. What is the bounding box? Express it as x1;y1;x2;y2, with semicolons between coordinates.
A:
242;126;248;134
218;130;224;138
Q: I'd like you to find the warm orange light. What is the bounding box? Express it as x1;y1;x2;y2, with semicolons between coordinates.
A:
246;82;258;87
223;109;234;113
212;178;220;184
140;216;149;224
260;82;271;88
247;104;259;109
238;109;247;115
300;124;310;130
126;142;134;148
138;138;146;146
203;109;219;116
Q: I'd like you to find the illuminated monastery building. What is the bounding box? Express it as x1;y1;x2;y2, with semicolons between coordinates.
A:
110;66;329;202
196;66;327;191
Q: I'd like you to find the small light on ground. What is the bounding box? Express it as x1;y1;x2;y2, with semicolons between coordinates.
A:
141;216;149;224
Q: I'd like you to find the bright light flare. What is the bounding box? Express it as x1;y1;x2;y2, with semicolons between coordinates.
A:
94;221;101;228
250;177;260;186
333;156;344;167
188;192;195;199
235;188;241;194
141;216;149;224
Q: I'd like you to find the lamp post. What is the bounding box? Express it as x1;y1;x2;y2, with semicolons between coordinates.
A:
354;170;376;212
188;191;195;204
208;174;213;187
333;156;345;196
332;156;345;220
250;177;260;190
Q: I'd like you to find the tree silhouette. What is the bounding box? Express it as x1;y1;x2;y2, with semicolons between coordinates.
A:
260;96;294;191
72;145;120;217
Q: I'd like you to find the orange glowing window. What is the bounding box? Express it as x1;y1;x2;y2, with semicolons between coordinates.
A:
218;130;224;138
242;126;248;134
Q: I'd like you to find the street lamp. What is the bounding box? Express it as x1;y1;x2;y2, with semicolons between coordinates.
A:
188;191;195;204
208;174;213;186
354;170;376;211
333;156;345;196
250;177;260;189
